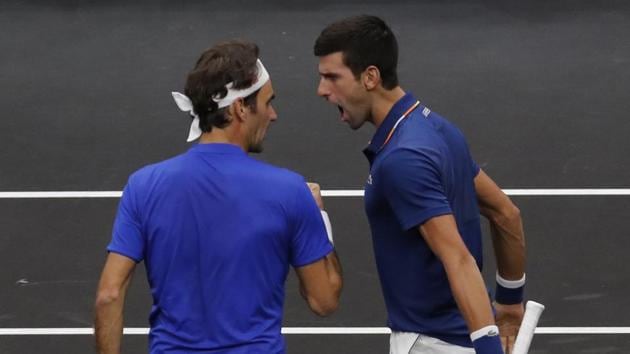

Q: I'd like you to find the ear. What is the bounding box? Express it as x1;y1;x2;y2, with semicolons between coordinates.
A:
362;65;381;91
229;98;248;122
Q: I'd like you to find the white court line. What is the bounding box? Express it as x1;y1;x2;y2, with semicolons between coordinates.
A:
1;189;630;199
0;327;630;336
502;189;630;196
323;189;630;197
1;327;630;335
0;191;122;198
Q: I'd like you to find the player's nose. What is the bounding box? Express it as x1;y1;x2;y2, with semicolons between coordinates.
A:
317;78;330;99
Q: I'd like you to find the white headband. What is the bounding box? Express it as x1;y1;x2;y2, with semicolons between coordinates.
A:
172;59;270;142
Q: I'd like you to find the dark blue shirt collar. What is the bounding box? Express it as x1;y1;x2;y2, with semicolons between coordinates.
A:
363;92;418;162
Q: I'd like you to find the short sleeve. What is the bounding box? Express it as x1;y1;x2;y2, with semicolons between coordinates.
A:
289;180;334;267
380;148;452;231
107;179;145;262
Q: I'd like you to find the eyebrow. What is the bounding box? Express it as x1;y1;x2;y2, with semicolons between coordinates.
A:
266;94;276;105
319;72;340;79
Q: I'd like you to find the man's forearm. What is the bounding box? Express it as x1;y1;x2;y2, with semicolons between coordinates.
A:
94;253;135;353
474;169;526;279
94;295;125;353
489;210;525;279
325;251;343;296
444;254;496;332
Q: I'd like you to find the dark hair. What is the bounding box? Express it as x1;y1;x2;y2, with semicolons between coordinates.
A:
184;40;260;132
314;15;399;90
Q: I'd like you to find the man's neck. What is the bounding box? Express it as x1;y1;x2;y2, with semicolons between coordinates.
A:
371;86;406;129
198;127;247;152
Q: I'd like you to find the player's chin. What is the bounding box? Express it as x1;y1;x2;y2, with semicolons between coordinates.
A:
347;119;364;130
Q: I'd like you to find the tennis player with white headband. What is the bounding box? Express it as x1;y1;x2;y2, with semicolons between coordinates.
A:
95;40;342;354
172;58;271;143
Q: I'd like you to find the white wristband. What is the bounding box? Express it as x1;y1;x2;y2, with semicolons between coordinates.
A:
470;325;499;342
496;272;526;288
320;210;333;244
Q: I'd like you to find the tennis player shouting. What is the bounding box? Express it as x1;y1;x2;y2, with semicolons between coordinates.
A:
314;16;526;354
94;40;342;354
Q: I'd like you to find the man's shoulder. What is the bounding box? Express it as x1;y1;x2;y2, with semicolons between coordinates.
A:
248;159;306;187
380;145;443;169
408;107;467;144
127;153;188;186
399;111;448;144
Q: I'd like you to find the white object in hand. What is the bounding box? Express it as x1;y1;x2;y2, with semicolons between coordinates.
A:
512;301;545;354
320;210;333;244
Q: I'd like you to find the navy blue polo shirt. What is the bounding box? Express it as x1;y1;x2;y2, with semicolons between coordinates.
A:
108;143;333;354
364;93;482;347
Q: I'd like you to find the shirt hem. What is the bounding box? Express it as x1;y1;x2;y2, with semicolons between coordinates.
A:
107;248;143;263
291;244;334;268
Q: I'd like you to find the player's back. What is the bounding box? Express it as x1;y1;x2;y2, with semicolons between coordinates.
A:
127;143;305;353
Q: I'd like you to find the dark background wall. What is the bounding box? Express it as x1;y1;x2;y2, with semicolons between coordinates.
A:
1;1;629;353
